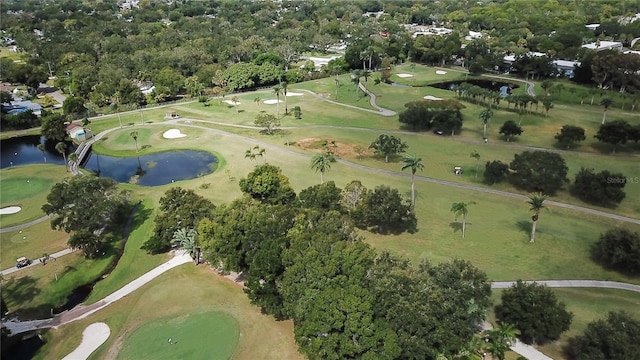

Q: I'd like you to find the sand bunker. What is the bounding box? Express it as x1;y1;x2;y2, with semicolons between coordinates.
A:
424;95;443;100
163;129;187;139
223;99;240;105
263;99;283;104
435;70;447;75
0;206;21;215
285;92;304;97
396;73;414;78
62;323;110;360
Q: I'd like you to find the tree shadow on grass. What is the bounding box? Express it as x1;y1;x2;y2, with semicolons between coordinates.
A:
516;220;532;237
4;276;41;305
449;222;463;235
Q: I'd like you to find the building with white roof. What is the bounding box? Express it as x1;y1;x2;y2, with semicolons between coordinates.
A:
581;41;623;52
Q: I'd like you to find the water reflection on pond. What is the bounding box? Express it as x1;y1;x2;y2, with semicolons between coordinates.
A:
83;149;218;186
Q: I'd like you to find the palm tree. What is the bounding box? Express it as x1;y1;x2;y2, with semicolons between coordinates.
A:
484;323;520;360
68;152;78;172
310;152;335;184
172;227;198;256
273;84;282;118
527;192;547;243
479;108;493;139
37;143;46;163
470;150;480;179
55;142;67;171
351;70;362;100
282;81;289;114
450;201;476;238
334;77;340;100
254;96;261;109
401;153;424;207
130;130;139;152
600;98;613;124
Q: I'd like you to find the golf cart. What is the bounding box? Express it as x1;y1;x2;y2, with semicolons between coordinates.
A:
16;257;31;268
454;166;462;175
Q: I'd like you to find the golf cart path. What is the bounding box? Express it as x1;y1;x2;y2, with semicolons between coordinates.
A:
2;251;192;335
298;88;396;116
163;119;640;225
0;214;51;234
1;248;75;276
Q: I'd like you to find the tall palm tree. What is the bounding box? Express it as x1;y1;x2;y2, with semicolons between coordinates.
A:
470;150;480;179
401;153;424;207
334;77;340;101
37;143;46;163
351;70;362;100
254;96;261;109
527;192;547;243
600;98;613;124
282;81;289;114
272;84;282;118
130;130;139;152
68;152;78;172
310;152;335;184
172;227;198;256
479;108;493;139
450;201;476;238
55;142;67;171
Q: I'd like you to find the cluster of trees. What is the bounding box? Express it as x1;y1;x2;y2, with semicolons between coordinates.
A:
574;50;640;92
566;311;640;359
592;228;640;275
42;176;132;257
199;194;489;359
398;99;465;134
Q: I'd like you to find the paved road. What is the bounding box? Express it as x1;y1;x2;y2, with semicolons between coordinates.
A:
492;280;640;293
1;248;76;276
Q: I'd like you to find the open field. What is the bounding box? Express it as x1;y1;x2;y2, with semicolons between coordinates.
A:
0;164;70;227
36;265;303;360
3;63;640;360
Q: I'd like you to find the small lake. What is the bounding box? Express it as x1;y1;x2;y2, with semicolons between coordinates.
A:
429;79;519;93
0;135;73;168
83;149;218;186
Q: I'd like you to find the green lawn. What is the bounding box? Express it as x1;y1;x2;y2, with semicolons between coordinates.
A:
117;311;239;360
0;164;70;227
0;220;68;269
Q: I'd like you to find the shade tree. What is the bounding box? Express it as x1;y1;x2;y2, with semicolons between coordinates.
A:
592;228;640;274
142;187;215;254
353;185;416;234
499;120;523;141
496;280;573;344
484;160;509;185
567;311;640;360
572;168;626;206
298;181;342;212
369;134;408;163
254;113;280;135
554;125;586;149
594;120;631;153
509;151;568;194
239;164;296;205
40;112;68;142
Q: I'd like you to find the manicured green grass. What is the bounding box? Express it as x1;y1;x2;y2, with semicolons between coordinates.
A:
0;220;68;269
37;266;303;360
117;311;239;360
0;164;70;227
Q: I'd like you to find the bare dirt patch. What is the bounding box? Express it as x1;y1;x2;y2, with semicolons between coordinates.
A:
295;137;371;158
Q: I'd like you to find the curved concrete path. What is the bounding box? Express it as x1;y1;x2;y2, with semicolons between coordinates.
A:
2;251;192;335
61;322;110;360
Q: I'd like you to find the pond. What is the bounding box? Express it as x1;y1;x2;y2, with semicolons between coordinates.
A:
83;149;218;186
0;135;73;168
429;79;520;94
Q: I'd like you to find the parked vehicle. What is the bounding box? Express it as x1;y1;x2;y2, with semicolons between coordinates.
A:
16;257;31;268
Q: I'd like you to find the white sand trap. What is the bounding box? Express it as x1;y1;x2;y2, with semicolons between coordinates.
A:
263;99;282;104
163;129;187;139
0;206;21;215
223;99;240;105
435;70;447;75
424;95;443;100
397;73;414;78
285;92;304;97
62;322;110;360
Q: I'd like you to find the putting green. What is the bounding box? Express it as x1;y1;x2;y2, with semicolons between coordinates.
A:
117;311;239;360
0;177;53;203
